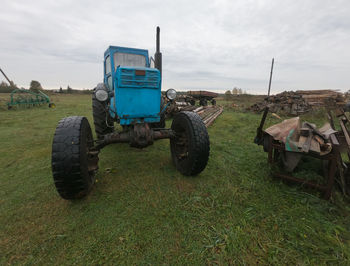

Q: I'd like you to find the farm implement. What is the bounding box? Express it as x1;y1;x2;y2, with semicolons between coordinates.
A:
0;68;54;109
7;88;54;109
51;27;210;200
187;90;219;106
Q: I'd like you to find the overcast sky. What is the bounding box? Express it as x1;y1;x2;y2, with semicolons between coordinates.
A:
0;0;349;94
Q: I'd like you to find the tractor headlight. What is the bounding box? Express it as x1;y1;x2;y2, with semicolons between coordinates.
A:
166;89;177;100
95;89;108;102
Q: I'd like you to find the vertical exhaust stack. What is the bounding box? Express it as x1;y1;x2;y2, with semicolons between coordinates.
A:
154;26;162;79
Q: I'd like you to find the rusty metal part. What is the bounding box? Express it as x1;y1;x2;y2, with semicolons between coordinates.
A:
267;58;274;97
266;134;338;200
130;123;154;148
93;124;175;150
255;106;342;199
339;120;350;151
87;150;99;172
254;60;274;142
326;107;350;196
301;131;312;153
327;109;336;129
254;107;269;144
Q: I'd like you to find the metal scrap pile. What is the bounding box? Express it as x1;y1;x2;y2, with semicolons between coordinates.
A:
250;90;345;115
255;106;350;199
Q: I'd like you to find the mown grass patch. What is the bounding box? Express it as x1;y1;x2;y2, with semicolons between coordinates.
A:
0;94;349;264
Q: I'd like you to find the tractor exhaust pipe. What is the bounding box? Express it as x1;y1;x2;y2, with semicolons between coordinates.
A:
154;26;162;79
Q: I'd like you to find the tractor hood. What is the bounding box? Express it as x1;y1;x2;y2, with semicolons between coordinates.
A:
114;66;162;125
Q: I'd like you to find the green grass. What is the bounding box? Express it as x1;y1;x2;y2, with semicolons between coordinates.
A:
0;94;350;265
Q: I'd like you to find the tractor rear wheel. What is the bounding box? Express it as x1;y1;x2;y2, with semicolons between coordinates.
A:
170;111;210;175
92;89;114;139
51;116;98;200
200;99;207;106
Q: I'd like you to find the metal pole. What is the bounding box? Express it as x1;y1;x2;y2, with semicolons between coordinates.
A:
267;58;274;96
254;58;275;144
0;68;12;85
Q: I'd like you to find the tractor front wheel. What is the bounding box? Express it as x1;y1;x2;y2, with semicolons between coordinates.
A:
92;86;114;139
51;116;98;200
170;111;210;175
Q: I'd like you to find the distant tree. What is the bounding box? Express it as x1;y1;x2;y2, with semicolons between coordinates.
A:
59;87;63;93
29;80;43;93
232;87;238;95
82;89;93;94
225;90;233;100
0;81;8;89
0;80;16;93
238;88;242;95
0;81;11;93
67;85;73;93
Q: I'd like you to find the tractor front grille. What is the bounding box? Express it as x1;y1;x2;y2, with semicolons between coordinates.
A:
118;68;160;88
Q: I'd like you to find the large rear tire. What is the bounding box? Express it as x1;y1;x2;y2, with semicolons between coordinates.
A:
170;111;210;175
51;116;98;200
200;99;208;106
92;85;114;139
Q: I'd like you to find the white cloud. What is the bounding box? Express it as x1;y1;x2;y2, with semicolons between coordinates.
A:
0;0;349;93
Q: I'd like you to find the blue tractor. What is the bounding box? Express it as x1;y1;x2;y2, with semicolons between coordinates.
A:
51;27;210;200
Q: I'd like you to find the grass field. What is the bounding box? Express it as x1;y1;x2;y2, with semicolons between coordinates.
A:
1;93;350;265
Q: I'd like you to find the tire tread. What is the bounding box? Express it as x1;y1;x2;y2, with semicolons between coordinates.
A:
51;116;94;199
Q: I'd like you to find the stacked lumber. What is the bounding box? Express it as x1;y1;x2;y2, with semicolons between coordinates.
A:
194;106;224;127
167;104;224;127
250;91;311;115
250;90;345;115
296;90;345;106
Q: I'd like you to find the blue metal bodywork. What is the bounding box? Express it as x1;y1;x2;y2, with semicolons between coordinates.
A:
103;46;161;125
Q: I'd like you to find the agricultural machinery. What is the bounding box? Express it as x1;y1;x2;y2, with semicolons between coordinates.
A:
0;68;54;109
187;91;218;106
51;27;210;200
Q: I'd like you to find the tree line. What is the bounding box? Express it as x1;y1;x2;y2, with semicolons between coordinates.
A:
0;80;92;94
0;80;44;93
224;87;248;100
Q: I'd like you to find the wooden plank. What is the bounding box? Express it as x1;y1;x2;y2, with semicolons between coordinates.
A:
339;120;350;152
